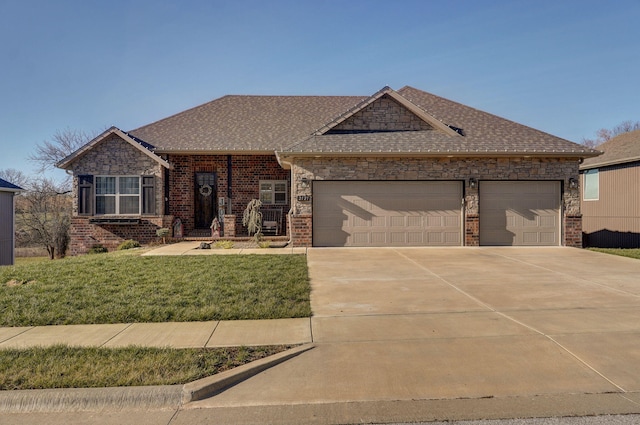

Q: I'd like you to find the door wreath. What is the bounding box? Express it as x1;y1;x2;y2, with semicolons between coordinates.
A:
199;184;212;197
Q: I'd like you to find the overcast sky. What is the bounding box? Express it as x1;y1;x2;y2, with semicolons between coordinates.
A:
1;0;638;181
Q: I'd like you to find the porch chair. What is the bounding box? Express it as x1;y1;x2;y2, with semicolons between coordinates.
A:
261;207;283;236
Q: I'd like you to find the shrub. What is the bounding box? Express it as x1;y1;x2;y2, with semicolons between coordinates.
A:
242;199;263;243
88;244;108;254
156;228;170;244
117;240;141;250
214;240;234;249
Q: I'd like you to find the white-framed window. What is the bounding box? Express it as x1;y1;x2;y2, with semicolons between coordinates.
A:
259;180;288;205
77;175;155;216
95;176;141;215
583;169;599;201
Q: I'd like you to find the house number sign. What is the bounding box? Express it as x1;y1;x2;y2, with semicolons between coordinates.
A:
297;195;311;202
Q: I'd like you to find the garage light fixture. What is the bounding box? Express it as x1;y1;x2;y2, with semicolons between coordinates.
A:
468;178;477;189
300;177;311;188
568;177;578;189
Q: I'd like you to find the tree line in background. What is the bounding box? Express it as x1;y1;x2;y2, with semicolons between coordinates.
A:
580;120;640;148
2;120;639;259
1;129;92;259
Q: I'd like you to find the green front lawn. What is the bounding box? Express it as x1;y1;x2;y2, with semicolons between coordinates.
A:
0;251;310;326
588;248;640;260
0;345;291;390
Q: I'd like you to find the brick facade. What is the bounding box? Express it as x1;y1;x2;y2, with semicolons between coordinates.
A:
290;214;312;247
290;156;582;247
167;154;290;236
70;216;173;255
68;145;291;253
564;215;583;248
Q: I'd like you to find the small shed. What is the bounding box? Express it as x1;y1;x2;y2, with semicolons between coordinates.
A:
0;178;24;265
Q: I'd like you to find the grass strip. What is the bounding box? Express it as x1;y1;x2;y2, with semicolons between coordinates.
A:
588;248;640;260
0;252;310;326
0;344;291;390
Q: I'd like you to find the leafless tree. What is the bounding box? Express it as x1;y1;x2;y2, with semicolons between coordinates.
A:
15;177;72;259
582;120;640;148
28;127;93;173
0;168;30;189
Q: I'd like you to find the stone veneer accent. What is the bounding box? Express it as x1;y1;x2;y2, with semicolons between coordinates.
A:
290;156;582;247
68;135;167;254
330;95;433;132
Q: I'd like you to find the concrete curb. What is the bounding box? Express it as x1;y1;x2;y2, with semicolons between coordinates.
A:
182;343;315;403
0;385;184;413
0;344;315;412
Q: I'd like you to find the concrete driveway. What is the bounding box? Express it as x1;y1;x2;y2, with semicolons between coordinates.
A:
184;247;640;423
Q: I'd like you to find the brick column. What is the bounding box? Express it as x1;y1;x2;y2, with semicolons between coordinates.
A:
564;214;583;248
291;214;312;247
465;214;479;246
223;214;236;238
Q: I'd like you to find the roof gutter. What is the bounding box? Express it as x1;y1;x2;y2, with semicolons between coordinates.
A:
277;150;601;161
580;155;640;170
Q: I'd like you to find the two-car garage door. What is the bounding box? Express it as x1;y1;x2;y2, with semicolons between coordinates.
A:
312;180;561;247
313;181;462;247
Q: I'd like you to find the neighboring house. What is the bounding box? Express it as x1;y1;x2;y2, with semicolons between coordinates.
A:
580;129;640;248
57;86;599;254
0;178;24;265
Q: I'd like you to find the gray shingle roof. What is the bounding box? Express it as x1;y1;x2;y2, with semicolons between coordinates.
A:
580;129;640;169
127;86;598;158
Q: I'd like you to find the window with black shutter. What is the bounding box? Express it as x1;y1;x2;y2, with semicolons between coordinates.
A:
78;175;93;215
142;176;155;214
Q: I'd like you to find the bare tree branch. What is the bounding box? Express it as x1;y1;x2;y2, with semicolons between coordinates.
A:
28;128;94;173
0;168;30;188
582;120;640;148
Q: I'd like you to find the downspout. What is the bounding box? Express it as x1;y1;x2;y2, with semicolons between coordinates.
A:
227;155;232;201
276;151;294;246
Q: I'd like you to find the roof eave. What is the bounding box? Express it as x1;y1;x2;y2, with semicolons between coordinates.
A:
580;155;640;170
277;151;597;159
156;149;277;156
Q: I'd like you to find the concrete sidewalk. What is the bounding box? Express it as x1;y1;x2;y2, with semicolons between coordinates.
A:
0;318;312;349
4;247;640;425
141;241;307;256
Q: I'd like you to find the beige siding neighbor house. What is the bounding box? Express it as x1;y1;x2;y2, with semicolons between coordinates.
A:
580;129;640;247
58;86;599;253
0;178;23;265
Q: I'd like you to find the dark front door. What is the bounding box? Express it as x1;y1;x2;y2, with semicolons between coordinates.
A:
195;172;217;228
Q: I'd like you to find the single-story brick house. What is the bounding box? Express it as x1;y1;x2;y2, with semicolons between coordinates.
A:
580;129;640;247
57;86;599;254
0;178;24;265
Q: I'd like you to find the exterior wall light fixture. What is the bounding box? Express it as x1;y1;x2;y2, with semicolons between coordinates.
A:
568;177;578;189
300;177;310;188
469;177;477;189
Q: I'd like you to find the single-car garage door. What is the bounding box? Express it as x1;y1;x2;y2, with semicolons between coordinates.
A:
313;181;462;247
479;181;560;246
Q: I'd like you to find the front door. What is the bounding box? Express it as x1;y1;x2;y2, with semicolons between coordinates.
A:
195;172;217;229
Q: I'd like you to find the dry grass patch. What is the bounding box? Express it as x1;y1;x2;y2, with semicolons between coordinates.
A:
0;345;292;390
